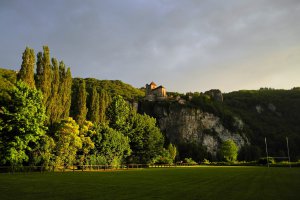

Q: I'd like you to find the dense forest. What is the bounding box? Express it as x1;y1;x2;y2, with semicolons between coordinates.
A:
0;46;176;169
1;46;299;169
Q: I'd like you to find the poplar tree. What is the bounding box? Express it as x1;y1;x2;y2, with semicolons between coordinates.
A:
49;58;60;124
17;47;35;88
88;85;100;124
58;61;72;120
99;90;111;123
35;52;43;89
61;67;72;119
36;46;52;123
76;79;88;125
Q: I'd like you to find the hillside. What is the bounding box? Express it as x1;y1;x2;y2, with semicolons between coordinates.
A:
0;68;145;102
139;88;300;161
223;89;300;159
72;78;145;101
1;67;299;161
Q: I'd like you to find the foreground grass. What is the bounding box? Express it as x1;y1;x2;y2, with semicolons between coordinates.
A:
0;166;299;200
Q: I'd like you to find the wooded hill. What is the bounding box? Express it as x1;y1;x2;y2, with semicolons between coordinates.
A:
223;89;300;159
0;46;299;167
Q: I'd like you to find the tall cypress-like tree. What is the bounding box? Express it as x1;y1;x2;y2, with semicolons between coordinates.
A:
17;47;35;88
76;79;88;125
61;67;72;119
35;52;43;89
49;58;60;124
88;85;100;124
99;90;111;123
36;46;52;123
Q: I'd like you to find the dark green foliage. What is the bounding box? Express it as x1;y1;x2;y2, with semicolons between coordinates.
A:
17;47;35;88
0;68;16;105
35;46;52;124
35;52;43;89
107;95;130;131
223;89;300;160
30;134;56;169
87;85;100;124
238;145;261;161
91;124;131;166
177;142;210;162
0;81;47;166
99;89;111;123
77;121;95;165
49;58;60;124
153;148;173;164
59;65;72;119
35;48;72;125
73;80;88;125
127;113;164;164
73;78;144;101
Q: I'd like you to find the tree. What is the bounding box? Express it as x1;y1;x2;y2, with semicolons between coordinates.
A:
0;81;47;166
35;52;43;89
54;117;82;168
127;113;164;164
59;64;72;119
88;85;100;124
99;90;110;123
17;47;35;88
49;58;60;124
220;140;238;162
35;46;52;123
168;143;177;162
106;95;130;131
75;80;88;126
77;121;95;165
91;124;131;166
29;134;56;169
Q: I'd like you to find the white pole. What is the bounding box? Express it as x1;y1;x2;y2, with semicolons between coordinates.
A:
286;137;291;168
265;137;269;168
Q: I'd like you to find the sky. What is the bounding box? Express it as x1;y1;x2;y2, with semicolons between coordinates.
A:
0;0;300;93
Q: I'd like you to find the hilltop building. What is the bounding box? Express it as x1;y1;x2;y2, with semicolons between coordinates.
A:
145;82;167;101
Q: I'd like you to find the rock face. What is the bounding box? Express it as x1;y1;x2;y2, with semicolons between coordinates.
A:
204;89;223;102
139;102;248;158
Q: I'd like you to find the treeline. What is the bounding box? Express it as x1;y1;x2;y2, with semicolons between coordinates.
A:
0;46;176;169
223;89;300;160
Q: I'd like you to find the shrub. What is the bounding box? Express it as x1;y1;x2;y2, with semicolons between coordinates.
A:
183;158;197;165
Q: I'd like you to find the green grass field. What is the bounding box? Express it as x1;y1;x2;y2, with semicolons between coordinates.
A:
0;166;299;200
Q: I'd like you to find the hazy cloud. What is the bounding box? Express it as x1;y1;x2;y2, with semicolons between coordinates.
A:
1;0;300;92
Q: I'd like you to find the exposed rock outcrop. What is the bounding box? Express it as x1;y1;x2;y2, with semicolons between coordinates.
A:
139;101;248;158
204;89;223;102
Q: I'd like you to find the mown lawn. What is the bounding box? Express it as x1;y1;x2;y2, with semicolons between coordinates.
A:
0;166;299;200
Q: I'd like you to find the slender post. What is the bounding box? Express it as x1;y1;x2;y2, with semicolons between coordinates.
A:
286;137;291;168
265;137;269;168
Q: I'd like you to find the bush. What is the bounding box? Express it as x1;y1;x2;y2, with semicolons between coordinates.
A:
183;158;197;165
202;159;210;165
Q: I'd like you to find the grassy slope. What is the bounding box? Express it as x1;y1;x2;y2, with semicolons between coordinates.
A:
0;167;299;200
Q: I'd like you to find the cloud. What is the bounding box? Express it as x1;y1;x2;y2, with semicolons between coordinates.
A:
1;0;300;92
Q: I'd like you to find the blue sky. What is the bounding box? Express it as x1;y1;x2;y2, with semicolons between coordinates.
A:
1;0;300;92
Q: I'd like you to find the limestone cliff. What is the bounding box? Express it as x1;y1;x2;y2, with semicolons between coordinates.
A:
139;101;248;158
